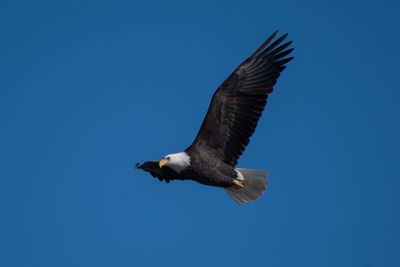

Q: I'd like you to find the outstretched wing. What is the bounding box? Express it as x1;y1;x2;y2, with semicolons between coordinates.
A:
135;161;182;183
186;32;293;166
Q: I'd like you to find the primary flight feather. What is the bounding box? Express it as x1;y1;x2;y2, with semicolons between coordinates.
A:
135;31;294;204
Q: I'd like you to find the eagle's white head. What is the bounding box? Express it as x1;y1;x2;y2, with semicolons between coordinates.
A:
159;152;191;173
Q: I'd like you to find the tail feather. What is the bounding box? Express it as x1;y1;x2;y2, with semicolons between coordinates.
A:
224;168;268;205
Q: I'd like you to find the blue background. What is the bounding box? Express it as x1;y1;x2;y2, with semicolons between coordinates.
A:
1;0;399;266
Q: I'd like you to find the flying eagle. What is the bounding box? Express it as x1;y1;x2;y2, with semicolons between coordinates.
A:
135;31;293;204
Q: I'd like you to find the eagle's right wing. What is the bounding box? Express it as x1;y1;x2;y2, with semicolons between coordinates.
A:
186;32;293;166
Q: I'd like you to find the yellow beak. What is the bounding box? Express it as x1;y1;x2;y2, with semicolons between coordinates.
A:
159;159;169;168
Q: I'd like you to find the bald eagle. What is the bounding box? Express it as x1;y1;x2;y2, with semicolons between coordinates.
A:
135;31;293;204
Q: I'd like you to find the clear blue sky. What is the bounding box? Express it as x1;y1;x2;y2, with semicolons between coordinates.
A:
1;0;399;266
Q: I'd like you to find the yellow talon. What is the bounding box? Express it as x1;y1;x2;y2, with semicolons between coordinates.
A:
233;179;244;189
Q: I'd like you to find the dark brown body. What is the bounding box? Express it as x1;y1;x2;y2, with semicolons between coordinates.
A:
135;149;238;188
182;149;238;188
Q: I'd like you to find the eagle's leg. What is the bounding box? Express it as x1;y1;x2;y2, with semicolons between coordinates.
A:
232;179;244;189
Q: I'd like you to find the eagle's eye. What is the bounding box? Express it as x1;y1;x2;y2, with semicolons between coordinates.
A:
166;157;171;160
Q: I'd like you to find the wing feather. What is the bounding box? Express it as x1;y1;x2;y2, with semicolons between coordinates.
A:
135;161;182;183
186;32;294;166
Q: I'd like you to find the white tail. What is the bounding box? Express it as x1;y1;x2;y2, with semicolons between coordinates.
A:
224;168;268;205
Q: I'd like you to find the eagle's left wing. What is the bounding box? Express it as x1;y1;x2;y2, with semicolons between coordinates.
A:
135;161;182;183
